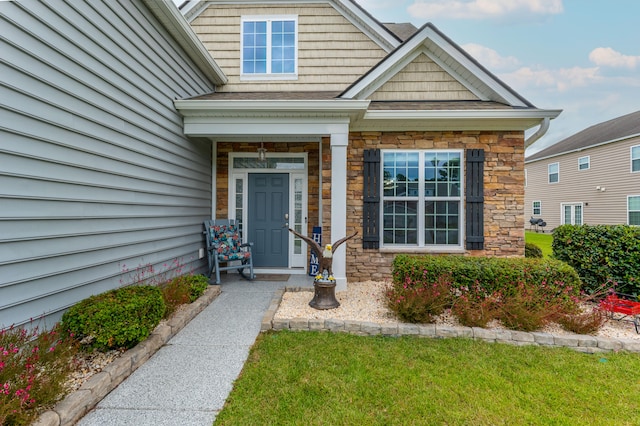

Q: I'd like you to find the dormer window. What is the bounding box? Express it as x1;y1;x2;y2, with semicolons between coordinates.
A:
241;16;297;79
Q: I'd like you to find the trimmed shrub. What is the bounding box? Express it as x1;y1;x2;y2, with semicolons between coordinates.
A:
525;242;543;258
389;255;582;331
62;286;166;350
392;254;581;301
553;224;640;295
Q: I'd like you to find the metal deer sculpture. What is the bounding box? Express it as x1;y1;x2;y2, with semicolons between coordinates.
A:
288;228;358;278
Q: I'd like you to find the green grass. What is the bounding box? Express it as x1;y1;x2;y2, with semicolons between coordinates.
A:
525;231;553;258
215;331;640;425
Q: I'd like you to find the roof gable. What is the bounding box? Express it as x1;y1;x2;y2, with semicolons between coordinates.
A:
526;110;640;162
181;0;401;52
340;23;533;107
368;52;480;101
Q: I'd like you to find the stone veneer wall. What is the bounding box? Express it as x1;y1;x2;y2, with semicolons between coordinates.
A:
214;132;525;282
341;130;526;282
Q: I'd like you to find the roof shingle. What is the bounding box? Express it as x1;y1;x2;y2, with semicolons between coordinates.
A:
526;110;640;162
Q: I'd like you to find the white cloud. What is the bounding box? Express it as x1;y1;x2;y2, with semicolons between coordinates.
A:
500;65;601;92
462;43;520;71
589;47;640;69
408;0;563;20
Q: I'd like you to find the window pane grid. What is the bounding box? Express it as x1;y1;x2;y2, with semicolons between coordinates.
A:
242;18;295;75
532;201;541;215
382;151;462;247
383;201;417;244
424;201;459;245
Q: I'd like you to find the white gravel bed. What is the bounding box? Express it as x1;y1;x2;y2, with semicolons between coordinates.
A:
274;280;640;340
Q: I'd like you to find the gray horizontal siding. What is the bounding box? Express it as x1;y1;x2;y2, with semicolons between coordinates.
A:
0;0;215;328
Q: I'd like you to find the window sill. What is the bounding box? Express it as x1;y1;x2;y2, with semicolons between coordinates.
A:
379;247;466;254
240;74;298;81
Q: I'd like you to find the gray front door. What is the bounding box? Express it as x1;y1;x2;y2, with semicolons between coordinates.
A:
248;173;289;267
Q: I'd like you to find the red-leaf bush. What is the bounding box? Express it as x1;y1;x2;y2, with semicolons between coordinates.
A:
0;324;78;425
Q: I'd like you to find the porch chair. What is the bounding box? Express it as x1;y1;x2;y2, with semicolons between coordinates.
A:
203;219;255;284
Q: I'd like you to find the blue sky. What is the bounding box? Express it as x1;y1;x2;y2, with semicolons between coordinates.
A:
355;0;640;155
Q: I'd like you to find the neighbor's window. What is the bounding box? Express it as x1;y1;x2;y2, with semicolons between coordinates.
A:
241;16;297;77
562;203;583;225
632;145;640;172
532;200;541;216
382;150;462;248
578;156;590;170
629;196;640;225
548;162;559;183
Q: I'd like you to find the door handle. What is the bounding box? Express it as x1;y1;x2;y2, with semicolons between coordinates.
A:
284;213;289;220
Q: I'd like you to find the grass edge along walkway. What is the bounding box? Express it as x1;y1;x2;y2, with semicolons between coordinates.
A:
215;331;640;426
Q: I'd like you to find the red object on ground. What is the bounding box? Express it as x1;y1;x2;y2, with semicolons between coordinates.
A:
599;293;640;333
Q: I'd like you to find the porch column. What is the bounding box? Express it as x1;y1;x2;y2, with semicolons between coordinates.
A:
330;132;348;290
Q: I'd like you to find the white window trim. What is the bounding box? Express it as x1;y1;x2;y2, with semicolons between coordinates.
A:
578;155;590;170
532;200;541;216
380;149;465;251
548;162;559;184
628;195;640;226
560;202;583;225
240;15;298;80
631;145;640;173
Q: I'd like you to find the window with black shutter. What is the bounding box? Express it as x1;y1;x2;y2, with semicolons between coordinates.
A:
363;148;485;250
363;149;380;249
465;149;484;250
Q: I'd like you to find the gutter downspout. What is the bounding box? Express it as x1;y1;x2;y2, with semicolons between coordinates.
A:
525;117;550;148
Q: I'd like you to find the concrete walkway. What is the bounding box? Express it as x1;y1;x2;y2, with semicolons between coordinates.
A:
77;275;312;426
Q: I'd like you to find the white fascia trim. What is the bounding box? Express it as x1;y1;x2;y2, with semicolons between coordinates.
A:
143;0;227;85
353;109;562;132
330;0;400;52
422;30;527;107
363;109;561;121
351;47;489;102
341;29;427;99
183;118;350;136
174;99;371;115
342;26;528;106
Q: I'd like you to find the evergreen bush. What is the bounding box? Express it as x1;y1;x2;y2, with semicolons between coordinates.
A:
62;285;166;350
553;224;640;295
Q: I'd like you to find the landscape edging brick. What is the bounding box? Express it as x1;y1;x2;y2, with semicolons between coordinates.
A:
262;286;640;354
33;285;221;426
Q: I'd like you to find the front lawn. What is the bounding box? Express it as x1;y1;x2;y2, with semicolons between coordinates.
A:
525;231;553;257
215;331;640;425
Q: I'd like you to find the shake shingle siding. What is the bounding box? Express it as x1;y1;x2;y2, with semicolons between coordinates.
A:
0;0;214;327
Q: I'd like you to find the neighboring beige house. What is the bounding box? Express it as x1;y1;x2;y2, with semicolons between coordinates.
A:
525;110;640;231
178;0;560;286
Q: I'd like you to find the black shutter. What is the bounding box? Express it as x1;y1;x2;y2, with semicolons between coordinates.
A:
363;149;381;249
465;149;484;250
